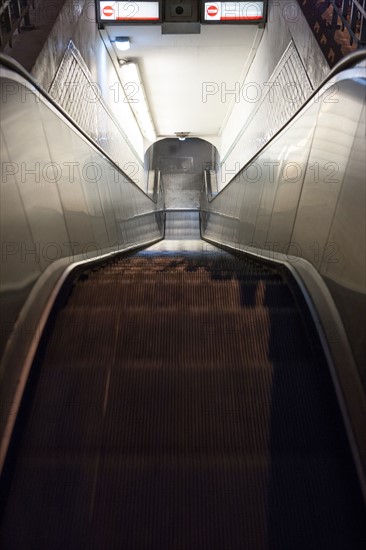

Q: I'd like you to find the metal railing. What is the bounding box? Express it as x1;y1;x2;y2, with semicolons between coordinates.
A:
328;0;366;45
203;169;218;201
0;0;33;50
298;0;366;66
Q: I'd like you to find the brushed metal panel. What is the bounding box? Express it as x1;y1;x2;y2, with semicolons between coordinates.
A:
266;104;319;253
0;67;162;372
202;60;366;385
320;103;366;291
41;107;98;255
320;103;366;378
252;139;292;247
0;131;42;288
237;170;264;245
96;172;119;245
291;79;365;268
1;81;70;271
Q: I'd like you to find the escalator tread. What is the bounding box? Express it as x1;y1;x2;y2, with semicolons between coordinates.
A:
1;249;365;549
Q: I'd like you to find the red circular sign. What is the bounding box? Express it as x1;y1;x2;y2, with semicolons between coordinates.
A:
103;5;114;17
207;5;219;16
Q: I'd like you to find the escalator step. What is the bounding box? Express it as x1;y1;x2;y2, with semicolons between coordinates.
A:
67;280;294;310
41;308;309;365
2;454;364;550
14;358;344;456
1;250;365;550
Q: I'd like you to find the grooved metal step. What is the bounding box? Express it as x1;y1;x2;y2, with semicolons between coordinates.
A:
1;247;365;550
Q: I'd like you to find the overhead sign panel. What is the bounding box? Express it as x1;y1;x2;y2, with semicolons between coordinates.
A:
98;1;161;23
203;2;265;23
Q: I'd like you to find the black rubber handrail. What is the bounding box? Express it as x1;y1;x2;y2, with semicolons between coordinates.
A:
207;49;366;202
0;53;159;205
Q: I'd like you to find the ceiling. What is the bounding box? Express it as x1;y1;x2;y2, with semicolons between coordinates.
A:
106;25;263;138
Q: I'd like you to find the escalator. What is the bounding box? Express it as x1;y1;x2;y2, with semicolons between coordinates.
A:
1;52;366;548
1;211;365;549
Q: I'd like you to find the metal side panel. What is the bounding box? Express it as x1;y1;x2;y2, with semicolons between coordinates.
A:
0;62;164;463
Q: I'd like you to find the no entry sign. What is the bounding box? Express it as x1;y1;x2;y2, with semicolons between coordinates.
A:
203;1;265;23
98;1;161;22
102;5;114;18
207;5;219;17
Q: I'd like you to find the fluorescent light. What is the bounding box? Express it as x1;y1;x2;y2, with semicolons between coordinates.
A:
119;62;156;142
115;37;130;51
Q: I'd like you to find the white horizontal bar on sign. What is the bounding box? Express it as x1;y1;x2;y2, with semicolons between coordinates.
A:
204;2;263;21
99;1;160;21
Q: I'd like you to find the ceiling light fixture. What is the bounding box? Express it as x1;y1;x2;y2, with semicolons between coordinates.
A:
175;132;190;141
114;37;130;51
119;61;156;142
